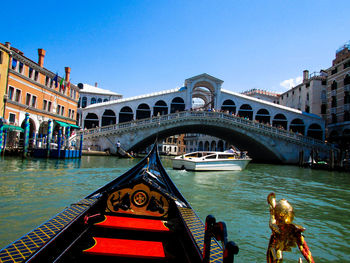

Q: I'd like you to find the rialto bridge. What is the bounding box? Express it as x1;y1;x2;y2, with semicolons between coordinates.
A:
80;73;333;163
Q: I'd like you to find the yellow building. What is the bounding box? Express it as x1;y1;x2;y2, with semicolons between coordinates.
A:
1;42;80;144
0;43;10;117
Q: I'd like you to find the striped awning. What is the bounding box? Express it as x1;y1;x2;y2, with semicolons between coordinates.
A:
55;120;80;129
2;124;24;132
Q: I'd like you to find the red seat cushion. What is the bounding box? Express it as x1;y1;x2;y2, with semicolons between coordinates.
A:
95;215;170;232
84;237;165;259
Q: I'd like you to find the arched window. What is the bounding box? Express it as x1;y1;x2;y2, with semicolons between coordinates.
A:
198;141;203;151
272;114;287;129
331;81;337;90
103;99;109;102
307;123;323;140
221;99;236;114
82;97;87;108
119;106;133;123
102;109;116;126
97;98;102;103
84;113;99;129
136;103;151;120
170;97;185;113
153;100;168;116
90;97;96;104
204;141;210;151
290;118;305;135
210;141;216;151
217;140;224;152
255;108;270;124
238;104;253;120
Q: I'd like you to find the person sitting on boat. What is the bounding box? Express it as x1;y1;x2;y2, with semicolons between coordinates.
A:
226;145;236;153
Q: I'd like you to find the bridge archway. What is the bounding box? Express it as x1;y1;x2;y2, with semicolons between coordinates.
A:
307;123;323;140
290;118;305;135
217;140;224;151
210;141;216;151
238;104;253;120
272;114;287;129
255;108;270;124
221;99;236;114
102;109;116;126
119;106;133;123
84;113;99;129
170;97;185;113
128;121;283;163
136;103;151;120
153;100;168;116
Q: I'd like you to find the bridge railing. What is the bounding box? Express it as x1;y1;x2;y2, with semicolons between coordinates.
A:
80;111;333;149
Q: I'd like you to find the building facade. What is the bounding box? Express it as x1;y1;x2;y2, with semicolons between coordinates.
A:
279;70;328;119
0;43;10;118
326;41;350;148
2;42;79;143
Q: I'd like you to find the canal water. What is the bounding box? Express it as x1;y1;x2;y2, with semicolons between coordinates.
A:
0;155;349;262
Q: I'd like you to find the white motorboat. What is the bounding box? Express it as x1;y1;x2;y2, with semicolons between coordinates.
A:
172;151;252;171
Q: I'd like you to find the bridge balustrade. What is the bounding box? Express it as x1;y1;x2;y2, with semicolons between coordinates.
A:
80;111;333;150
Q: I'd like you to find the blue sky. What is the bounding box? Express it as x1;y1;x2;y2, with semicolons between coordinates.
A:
3;0;349;97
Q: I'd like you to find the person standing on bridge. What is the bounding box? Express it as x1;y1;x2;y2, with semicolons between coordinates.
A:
116;141;121;149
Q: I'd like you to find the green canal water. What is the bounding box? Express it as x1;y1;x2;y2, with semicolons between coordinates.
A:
0;156;349;262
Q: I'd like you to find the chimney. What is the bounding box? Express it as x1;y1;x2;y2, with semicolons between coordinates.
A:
95;82;98;87
38;48;46;67
303;70;309;82
5;42;11;49
65;67;71;82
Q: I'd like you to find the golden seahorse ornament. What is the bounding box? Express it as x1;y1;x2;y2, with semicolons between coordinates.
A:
267;192;315;263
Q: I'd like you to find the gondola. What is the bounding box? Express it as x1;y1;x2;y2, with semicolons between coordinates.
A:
0;144;239;263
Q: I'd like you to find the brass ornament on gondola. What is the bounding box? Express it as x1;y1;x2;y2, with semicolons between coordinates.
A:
267;192;315;263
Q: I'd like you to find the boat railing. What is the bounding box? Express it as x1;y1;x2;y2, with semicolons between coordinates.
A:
203;215;239;263
80;111;334;150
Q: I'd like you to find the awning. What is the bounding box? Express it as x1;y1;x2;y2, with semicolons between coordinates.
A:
2;124;24;132
55;120;80;129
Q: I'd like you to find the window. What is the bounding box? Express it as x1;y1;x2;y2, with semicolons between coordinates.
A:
71;110;75;119
331;67;338;75
15;89;21;102
34;71;39;81
48;101;52;112
26;93;31;106
82;97;87;108
331;81;337;90
43;100;47;110
91;97;96;104
9;113;16;124
321;104;327;114
306;83;310;88
345;92;350;104
305;106;310;113
61;106;64;116
97;98;102;103
50;78;54;88
307;93;309;101
57;105;61;114
0;51;3;64
8;86;14;100
331;96;337;108
68;109;71;118
344;111;350;122
19;62;24;73
31;95;36;107
45;76;50;86
28;67;33;78
12;59;17;70
332;113;337;124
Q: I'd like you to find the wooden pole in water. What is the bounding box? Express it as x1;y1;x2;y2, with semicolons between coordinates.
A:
47;119;52;158
23;113;30;158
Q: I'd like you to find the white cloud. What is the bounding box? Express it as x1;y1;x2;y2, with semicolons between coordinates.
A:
280;76;302;90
